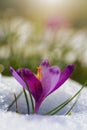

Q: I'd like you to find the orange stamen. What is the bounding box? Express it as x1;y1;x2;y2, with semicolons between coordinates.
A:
37;66;42;80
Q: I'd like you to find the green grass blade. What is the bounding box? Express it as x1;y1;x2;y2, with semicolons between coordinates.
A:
14;93;19;113
50;86;84;115
44;97;71;115
7;91;23;111
65;93;80;115
44;85;84;115
23;88;30;114
23;78;34;113
65;81;87;115
27;88;34;113
21;69;34;113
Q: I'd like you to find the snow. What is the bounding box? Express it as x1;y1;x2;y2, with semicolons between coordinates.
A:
0;75;87;130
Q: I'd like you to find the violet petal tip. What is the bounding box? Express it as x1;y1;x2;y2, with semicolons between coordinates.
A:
68;64;74;73
10;66;13;73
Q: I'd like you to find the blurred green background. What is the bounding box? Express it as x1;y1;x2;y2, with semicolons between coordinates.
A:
0;0;87;84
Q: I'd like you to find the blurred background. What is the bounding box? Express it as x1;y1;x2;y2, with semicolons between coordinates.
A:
0;0;87;84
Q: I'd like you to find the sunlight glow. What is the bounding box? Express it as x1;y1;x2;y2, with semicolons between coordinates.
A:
41;0;62;5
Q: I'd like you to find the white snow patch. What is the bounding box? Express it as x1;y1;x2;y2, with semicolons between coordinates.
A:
0;76;87;130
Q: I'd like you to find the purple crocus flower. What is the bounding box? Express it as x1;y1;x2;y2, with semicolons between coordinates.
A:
10;59;74;113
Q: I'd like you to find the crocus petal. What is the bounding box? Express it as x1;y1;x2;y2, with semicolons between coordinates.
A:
34;66;61;113
41;66;61;97
10;67;27;89
22;68;43;102
40;59;50;68
16;68;24;79
10;67;43;102
49;64;74;94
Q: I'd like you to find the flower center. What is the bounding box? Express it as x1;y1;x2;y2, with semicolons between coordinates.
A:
37;66;42;80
